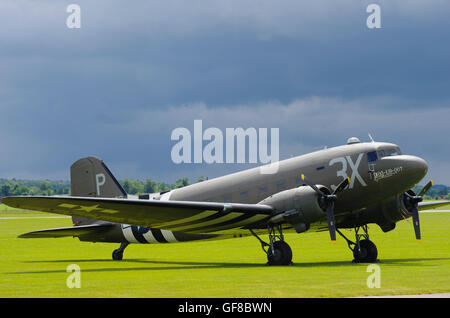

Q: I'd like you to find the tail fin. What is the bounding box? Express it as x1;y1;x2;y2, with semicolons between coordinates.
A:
70;157;126;225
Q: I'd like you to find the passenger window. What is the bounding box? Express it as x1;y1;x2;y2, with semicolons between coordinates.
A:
258;186;267;195
367;151;378;162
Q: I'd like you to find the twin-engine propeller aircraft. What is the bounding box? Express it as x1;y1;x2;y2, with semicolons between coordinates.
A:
3;137;449;265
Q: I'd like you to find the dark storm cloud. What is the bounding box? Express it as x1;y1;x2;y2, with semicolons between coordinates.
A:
0;1;449;183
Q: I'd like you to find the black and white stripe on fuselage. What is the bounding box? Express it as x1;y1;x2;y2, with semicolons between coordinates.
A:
121;224;178;243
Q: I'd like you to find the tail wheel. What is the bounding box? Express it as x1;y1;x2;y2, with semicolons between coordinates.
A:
267;241;293;266
112;249;123;261
353;239;378;263
112;242;128;261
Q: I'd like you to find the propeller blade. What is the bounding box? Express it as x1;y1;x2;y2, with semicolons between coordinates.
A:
410;207;421;242
301;174;327;196
332;177;351;195
326;203;337;243
403;180;431;242
418;180;433;197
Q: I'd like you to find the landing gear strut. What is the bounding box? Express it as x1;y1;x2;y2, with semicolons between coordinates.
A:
250;225;293;266
336;225;378;263
112;242;129;261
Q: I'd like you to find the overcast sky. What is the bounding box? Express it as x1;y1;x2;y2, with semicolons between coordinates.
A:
0;1;449;185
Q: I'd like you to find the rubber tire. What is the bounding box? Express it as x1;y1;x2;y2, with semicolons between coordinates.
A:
267;241;293;266
353;239;378;263
112;249;123;261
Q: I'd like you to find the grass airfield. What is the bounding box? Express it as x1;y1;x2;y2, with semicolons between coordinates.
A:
0;207;449;298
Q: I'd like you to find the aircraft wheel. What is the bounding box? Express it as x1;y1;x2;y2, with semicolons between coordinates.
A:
267;241;293;266
353;239;378;263
112;249;124;261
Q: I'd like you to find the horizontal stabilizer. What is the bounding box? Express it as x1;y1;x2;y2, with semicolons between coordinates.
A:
18;223;114;238
418;200;450;211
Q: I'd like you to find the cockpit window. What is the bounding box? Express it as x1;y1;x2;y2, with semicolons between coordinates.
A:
367;151;378;162
378;147;402;158
389;148;402;155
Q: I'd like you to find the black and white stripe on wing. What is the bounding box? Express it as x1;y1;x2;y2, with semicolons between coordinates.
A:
160;210;232;231
170;213;270;233
162;211;244;232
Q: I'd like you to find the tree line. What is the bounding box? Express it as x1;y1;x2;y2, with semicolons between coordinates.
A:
1;177;449;200
412;184;450;200
0;177;208;197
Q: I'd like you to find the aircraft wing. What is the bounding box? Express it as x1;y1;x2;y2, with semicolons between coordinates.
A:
418;200;450;211
3;196;274;233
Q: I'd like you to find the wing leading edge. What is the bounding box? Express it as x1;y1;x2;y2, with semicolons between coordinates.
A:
3;196;274;234
418;200;450;211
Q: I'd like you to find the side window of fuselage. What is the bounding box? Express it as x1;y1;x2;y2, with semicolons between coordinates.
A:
258;186;267;195
224;194;231;202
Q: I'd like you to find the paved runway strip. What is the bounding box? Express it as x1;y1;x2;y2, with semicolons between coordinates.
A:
0;216;70;219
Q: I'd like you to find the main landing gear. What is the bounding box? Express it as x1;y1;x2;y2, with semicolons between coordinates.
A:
250;225;293;266
112;242;129;260
336;225;379;263
250;224;379;265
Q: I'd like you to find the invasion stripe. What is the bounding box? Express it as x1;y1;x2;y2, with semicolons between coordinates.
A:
131;226;149;244
162;211;232;230
187;214;269;233
143;230;158;243
156;211;216;228
122;224;138;243
168;212;241;232
151;229;168;243
161;230;178;243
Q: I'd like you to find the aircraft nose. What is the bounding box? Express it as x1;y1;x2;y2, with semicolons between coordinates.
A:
405;155;428;180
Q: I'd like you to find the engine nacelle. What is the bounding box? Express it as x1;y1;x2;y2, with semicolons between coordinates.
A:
380;190;415;223
358;190;415;232
258;185;329;230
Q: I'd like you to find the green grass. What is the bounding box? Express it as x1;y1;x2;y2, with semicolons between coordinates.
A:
0;210;449;298
0;203;22;211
